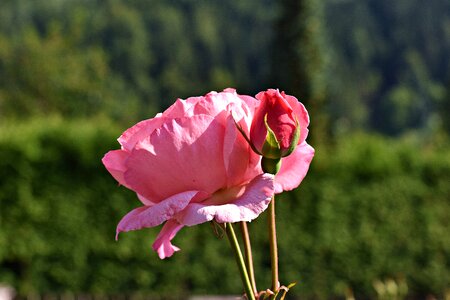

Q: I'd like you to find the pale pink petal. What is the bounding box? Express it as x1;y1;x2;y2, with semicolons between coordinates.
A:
102;150;129;187
176;174;274;226
283;94;310;144
249;94;269;151
223;87;260;112
191;89;257;124
175;92;238;119
227;97;256;137
190;91;238;118
118;117;165;151
152;220;184;259
163;98;197;118
235;93;259;114
274;142;315;193
223;87;258;113
137;193;155;206
116;190;199;239
124;115;227;202
222;87;236;93
223;115;260;187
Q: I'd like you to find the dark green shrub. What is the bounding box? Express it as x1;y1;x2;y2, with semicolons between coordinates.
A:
0;120;449;299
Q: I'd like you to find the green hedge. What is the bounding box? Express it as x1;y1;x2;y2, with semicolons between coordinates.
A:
0;118;449;299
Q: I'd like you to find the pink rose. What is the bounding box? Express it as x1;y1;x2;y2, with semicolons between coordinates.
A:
250;89;309;159
102;88;314;259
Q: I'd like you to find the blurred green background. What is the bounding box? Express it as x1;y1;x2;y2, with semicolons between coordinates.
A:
0;0;449;299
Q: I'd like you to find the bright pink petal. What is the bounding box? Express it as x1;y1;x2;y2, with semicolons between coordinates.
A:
118;117;165;151
152;220;184;259
102;150;129;187
176;174;274;226
252;90;297;151
274;142;315;193
124;115;227;202
116;190;199;239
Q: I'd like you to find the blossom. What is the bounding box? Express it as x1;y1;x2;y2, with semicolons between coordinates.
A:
102;88;314;259
250;89;310;159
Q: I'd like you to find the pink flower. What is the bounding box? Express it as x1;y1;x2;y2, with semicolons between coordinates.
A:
250;89;309;158
102;88;314;259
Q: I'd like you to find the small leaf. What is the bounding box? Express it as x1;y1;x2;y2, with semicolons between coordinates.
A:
282;117;300;157
278;282;296;300
286;282;297;289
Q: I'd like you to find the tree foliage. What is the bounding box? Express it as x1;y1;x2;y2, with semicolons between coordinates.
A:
0;0;447;134
324;0;450;135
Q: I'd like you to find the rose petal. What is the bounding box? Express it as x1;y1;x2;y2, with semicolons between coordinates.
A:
115;190;199;239
137;193;155;206
102;150;129;187
274;142;315;193
152;220;184;259
283;93;310;144
163;98;197;119
223;115;260;187
176;173;274;226
189;90;248;120
102;150;154;206
118;117;165;151
124;115;227;202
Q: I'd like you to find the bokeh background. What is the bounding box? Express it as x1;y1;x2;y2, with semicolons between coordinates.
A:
0;0;449;299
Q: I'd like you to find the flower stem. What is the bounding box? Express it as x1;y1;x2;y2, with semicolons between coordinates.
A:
225;222;256;300
268;196;279;295
240;221;257;295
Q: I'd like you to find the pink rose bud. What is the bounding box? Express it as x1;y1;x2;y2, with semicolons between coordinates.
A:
250;89;303;159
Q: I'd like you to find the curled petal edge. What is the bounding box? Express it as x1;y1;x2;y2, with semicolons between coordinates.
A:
152;220;184;259
176;173;275;226
115;190;201;240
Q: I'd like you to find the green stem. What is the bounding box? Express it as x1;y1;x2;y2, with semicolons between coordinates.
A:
240;221;257;295
268;196;279;296
225;223;256;300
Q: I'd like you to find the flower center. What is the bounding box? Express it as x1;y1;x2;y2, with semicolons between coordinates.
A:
205;184;246;206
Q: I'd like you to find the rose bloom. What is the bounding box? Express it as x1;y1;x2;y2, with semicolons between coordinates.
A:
102;88;314;259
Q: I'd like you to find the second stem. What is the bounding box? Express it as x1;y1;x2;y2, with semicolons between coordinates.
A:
268;196;279;294
240;221;257;295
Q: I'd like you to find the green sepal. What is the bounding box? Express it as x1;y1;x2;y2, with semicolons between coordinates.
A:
262;114;281;159
281;117;300;157
233;117;262;155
